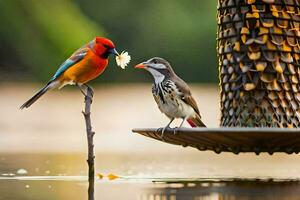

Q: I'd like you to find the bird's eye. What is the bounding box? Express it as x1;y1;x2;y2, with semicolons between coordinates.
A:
153;60;157;64
103;44;110;49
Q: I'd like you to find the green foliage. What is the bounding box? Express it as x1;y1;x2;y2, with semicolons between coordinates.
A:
0;0;217;83
0;0;103;81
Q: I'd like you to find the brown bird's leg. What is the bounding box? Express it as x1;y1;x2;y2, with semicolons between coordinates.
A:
173;117;187;134
158;118;174;139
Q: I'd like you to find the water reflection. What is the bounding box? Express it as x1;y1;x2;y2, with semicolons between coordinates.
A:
88;174;94;200
1;176;300;200
1;153;300;200
143;181;300;200
2;85;300;199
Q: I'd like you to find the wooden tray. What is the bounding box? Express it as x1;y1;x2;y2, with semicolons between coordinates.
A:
132;127;300;155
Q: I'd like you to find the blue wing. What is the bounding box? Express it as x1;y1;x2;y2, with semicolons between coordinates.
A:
50;47;89;81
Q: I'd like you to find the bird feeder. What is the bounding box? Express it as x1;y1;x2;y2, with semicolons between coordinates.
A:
133;0;300;154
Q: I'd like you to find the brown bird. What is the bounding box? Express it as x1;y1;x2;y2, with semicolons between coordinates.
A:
135;57;206;136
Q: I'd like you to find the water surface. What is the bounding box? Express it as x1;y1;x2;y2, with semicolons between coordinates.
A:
1;84;300;199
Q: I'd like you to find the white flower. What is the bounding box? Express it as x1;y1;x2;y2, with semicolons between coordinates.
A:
115;51;131;69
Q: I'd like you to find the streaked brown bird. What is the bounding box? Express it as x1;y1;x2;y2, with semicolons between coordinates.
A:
135;57;206;136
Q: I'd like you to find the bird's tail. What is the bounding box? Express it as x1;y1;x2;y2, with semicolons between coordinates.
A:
187;114;206;127
20;81;58;109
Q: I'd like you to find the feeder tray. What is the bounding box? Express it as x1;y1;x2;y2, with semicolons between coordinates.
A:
132;128;300;155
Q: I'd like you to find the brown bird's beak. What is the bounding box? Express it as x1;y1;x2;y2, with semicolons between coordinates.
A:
134;63;146;69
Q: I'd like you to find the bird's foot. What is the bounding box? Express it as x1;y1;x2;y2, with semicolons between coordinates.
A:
156;127;163;133
81;90;88;97
173;127;179;135
157;127;167;140
88;87;94;97
85;84;94;98
77;84;88;97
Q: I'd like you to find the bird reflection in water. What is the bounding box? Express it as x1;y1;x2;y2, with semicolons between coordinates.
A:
139;180;300;200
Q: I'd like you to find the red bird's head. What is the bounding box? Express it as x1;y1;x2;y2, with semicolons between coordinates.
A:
89;37;119;58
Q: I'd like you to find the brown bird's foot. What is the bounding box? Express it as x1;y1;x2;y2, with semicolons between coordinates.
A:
173;117;185;134
173;127;179;135
157;127;167;140
156;127;162;133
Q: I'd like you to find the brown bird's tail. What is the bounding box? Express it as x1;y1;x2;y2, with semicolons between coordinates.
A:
187;114;206;127
20;81;58;109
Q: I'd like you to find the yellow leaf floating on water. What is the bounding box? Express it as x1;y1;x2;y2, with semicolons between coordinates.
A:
96;173;120;180
97;173;104;179
107;174;120;180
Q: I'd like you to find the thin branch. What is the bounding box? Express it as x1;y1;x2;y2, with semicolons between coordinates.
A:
82;86;95;200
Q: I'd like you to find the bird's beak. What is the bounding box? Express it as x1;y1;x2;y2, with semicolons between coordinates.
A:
108;48;119;56
135;62;146;69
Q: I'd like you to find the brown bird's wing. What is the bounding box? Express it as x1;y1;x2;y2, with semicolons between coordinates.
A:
173;76;206;127
173;76;201;116
182;94;201;116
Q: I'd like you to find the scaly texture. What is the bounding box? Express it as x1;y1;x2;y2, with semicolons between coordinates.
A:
218;0;300;127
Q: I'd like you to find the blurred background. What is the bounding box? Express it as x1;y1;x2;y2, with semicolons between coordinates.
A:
0;0;220;156
1;1;300;199
0;0;217;83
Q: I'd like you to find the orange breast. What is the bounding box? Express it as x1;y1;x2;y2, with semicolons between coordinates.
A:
58;51;108;84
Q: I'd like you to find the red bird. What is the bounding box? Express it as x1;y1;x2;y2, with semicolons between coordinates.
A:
20;37;119;109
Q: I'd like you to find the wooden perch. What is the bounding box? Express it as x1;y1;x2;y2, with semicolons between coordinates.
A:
132;127;300;155
82;86;95;200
